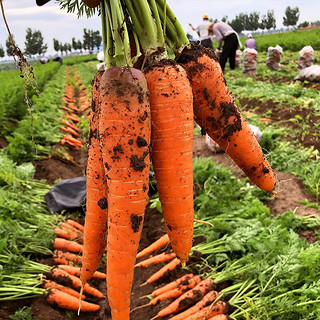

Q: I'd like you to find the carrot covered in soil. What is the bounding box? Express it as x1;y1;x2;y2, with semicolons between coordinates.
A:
144;60;194;265
178;46;275;193
53;238;83;254
181;301;228;320
42;280;86;300
150;273;196;297
50;267;105;299
151;278;216;319
136;234;170;259
168;290;220;320
53;250;82;266
57;265;106;279
46;288;100;312
98;66;151;319
80;70;108;293
135;251;176;268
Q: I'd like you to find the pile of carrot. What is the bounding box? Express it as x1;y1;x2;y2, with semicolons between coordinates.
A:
45;218;106;313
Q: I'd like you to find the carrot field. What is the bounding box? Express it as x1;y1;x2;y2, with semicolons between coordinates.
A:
1;2;320;320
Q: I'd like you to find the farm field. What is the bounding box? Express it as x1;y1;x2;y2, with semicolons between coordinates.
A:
0;42;320;320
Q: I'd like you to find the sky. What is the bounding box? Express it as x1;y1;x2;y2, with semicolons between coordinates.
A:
0;0;319;58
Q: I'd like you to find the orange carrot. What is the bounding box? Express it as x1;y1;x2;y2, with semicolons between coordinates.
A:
207;314;229;320
42;279;86;300
60;222;84;243
46;288;100;312
54;227;80;243
61;119;79;131
144;61;194;265
53;250;82;266
57;265;106;279
179;44;276;193
135;252;176;268
51;267;105;299
60;126;80;137
152;278;216;319
66;219;85;232
67;114;81;123
169;290;220;320
98;66;151;319
80;71;108;293
151;274;196;297
136;234;170;259
144;258;181;284
181;301;228;320
53;238;83;254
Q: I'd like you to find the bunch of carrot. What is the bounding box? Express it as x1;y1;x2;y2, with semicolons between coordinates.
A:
45;218;106;313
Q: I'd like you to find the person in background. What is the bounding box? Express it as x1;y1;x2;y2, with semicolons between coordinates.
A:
189;14;213;49
53;56;63;65
211;21;241;72
245;34;257;50
39;57;50;64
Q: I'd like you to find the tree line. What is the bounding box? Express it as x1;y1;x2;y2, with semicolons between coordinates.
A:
0;28;102;59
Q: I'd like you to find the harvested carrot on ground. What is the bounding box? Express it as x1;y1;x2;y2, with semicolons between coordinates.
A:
54;227;80;242
150;274;196;297
151;278;216;319
50;267;105;299
46;288;100;312
57;265;106;279
181;301;228;320
207;314;229;320
169;290;220;320
135;252;176;268
80;70;108;294
53;250;82;266
144;60;194;266
143;258;182;285
60;222;83;243
42;280;86;300
66;219;85;232
60;126;80;137
136;234;170;259
53;238;83;254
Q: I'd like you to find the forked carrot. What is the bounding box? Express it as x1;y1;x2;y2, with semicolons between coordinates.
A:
181;301;228;320
66;219;85;232
57;265;106;279
169;290;220;320
144;258;181;285
53;238;83;254
136;234;170;259
80;71;108;296
179;43;276;193
50;267;105;299
98;66;151;319
46;288;100;312
42;279;86;300
151;278;216;319
135;252;176;268
53;250;82;266
151;274;196;297
144;61;194;265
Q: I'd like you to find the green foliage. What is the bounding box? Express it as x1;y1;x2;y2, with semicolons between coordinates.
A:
9;307;38;320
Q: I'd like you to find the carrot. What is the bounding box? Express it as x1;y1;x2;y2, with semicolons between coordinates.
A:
53;250;82;265
151;274;196;297
57;265;106;279
151;278;216;319
60;126;80;137
80;71;108;297
53;238;83;254
42;279;86;300
61;119;79;131
46;288;100;312
60;222;84;243
136;234;170;259
135;252;176;268
207;314;229;320
98;66;151;319
50;267;105;299
66;219;85;232
169;290;220;320
181;301;228;320
67;114;81;122
178;43;276;193
144;60;194;265
144;258;181;285
54;227;80;243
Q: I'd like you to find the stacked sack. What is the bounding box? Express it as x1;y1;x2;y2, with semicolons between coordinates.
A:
266;45;283;70
243;48;258;75
235;49;242;68
297;46;314;70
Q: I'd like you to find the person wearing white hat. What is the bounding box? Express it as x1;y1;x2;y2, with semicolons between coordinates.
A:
189;14;213;49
